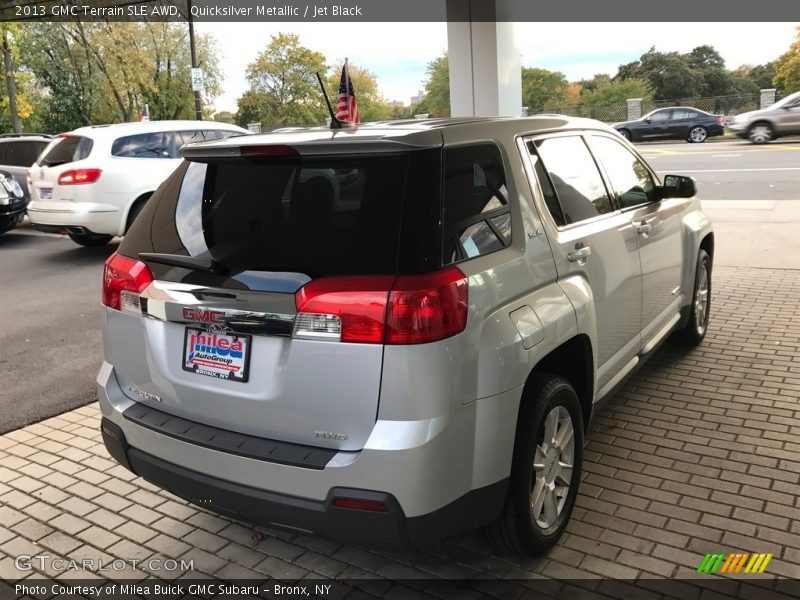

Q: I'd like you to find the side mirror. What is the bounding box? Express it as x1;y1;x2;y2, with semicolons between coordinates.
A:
659;174;696;199
645;118;652;123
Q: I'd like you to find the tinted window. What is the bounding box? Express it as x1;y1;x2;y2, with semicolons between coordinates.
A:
38;136;93;167
121;150;443;284
591;136;655;209
671;109;698;120
529;149;565;227
175;130;226;146
533;136;612;225
442;144;511;264
645;110;669;123
112;132;176;158
2;140;40;166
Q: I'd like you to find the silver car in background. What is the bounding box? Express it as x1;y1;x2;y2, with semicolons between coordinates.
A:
98;116;713;555
729;90;800;143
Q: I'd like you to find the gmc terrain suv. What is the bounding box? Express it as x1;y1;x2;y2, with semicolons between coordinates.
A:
98;116;713;555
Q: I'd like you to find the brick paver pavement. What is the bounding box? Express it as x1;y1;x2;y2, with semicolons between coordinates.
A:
1;266;799;595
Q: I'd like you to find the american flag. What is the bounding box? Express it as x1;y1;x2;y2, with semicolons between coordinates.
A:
140;104;150;123
335;63;359;124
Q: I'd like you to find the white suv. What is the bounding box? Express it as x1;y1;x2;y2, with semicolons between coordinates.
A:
28;121;248;246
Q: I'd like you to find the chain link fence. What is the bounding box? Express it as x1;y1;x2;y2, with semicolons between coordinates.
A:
528;93;765;124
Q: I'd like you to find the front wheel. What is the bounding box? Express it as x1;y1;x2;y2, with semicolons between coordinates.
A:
748;122;773;144
688;126;708;143
619;129;631;141
68;233;113;247
487;374;583;555
673;249;711;346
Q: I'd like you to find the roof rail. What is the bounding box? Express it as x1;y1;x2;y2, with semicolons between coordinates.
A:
0;133;52;139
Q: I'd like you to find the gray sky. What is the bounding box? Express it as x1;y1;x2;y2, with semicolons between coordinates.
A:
199;22;798;113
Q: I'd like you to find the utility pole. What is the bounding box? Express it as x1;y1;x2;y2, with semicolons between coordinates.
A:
187;0;202;120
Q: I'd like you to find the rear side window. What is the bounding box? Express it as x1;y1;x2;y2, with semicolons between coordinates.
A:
112;132;176;158
533;136;613;225
121;149;443;285
2;140;41;166
38;136;93;167
442;143;511;265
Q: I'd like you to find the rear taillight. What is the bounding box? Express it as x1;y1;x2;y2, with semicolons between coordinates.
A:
293;267;468;345
102;253;153;311
294;276;395;343
386;268;469;345
58;168;102;185
716;115;724;125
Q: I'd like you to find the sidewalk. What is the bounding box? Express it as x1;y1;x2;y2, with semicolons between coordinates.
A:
1;266;800;594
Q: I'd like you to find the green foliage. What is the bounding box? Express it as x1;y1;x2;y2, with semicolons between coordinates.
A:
415;54;449;117
617;48;704;99
580;78;651;106
774;26;800;93
16;22;223;131
240;33;327;127
522;67;568;111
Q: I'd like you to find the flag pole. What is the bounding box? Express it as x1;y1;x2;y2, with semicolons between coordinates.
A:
344;57;351;120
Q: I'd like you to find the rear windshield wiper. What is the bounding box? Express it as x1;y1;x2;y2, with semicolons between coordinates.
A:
139;253;230;276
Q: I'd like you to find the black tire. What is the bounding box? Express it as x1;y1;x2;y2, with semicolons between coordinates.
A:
748;122;773;144
688;126;708;143
619;129;631;141
68;233;113;247
125;194;151;232
487;374;583;555
673;249;711;346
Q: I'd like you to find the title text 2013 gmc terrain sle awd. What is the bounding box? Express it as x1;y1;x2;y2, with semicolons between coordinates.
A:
98;116;713;555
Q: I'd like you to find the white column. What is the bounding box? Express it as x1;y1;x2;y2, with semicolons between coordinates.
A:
446;0;522;117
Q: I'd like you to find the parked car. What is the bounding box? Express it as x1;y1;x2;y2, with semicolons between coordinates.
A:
614;107;725;143
27;121;249;246
98;116;713;555
729;90;800;143
0;133;52;199
0;169;26;234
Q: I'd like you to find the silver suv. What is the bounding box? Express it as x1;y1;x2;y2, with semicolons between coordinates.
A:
98;116;713;555
729;90;800;143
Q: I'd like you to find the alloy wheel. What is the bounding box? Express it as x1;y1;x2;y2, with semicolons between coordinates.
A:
749;125;772;144
695;261;709;334
531;405;575;529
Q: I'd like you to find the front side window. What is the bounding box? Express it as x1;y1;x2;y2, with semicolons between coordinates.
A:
590;135;655;209
442;143;511;264
645;110;670;123
112;132;175;158
533;136;613;225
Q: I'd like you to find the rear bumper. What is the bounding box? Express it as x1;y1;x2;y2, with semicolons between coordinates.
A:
101;417;507;549
27;201;122;236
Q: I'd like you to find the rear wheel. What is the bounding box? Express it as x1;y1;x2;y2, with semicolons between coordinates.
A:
673;249;711;346
487;374;583;555
68;233;113;247
748;122;773;144
125;194;151;232
688;126;708;143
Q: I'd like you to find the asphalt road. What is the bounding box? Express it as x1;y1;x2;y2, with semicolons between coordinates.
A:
1;140;797;432
0;228;119;433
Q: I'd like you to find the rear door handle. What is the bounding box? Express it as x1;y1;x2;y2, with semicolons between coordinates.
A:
567;244;591;263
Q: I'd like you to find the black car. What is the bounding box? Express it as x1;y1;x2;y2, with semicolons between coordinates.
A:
614;107;725;143
0;169;26;234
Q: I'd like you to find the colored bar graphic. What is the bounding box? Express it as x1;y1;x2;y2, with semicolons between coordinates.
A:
697;552;772;574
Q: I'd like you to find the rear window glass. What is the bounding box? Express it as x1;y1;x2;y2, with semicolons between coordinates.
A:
122;150;443;284
112;132;176;158
1;140;44;167
38;136;93;167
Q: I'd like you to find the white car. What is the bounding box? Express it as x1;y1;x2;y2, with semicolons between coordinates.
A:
27;120;249;246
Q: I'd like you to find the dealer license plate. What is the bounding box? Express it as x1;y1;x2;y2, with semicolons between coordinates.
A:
182;327;251;383
40;188;52;199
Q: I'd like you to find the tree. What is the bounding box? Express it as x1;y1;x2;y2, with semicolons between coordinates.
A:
774;26;800;93
326;62;390;122
240;33;327;127
616;47;704;100
522;67;568;111
580;78;651;106
416;54;449;117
